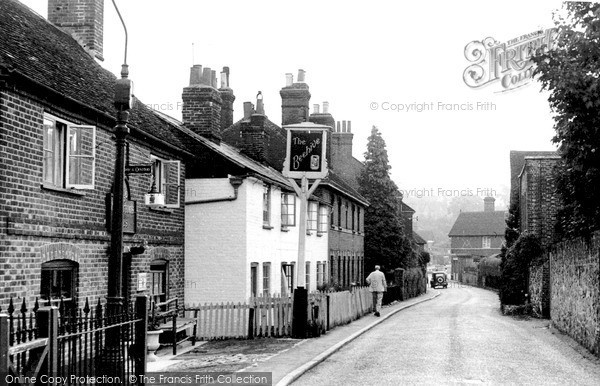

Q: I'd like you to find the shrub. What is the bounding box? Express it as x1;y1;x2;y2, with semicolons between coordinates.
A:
499;234;543;305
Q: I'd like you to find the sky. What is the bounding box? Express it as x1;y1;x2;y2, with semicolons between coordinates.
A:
21;0;565;209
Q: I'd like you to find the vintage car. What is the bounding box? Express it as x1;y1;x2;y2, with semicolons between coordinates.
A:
430;272;448;288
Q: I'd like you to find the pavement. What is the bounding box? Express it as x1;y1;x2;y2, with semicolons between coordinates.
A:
147;290;440;385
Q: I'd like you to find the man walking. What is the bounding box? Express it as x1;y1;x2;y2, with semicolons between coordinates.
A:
366;265;387;316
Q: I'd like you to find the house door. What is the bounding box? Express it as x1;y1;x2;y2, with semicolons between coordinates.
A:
250;264;258;297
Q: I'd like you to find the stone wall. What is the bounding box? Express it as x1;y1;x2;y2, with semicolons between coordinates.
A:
528;259;550;318
550;233;600;356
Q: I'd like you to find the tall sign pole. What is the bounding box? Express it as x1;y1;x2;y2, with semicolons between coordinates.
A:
283;123;328;338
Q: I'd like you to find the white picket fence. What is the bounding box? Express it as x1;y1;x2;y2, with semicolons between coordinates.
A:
185;287;373;340
326;286;373;329
186;295;292;340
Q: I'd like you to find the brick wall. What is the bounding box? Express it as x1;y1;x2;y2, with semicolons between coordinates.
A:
549;233;600;356
48;0;104;61
519;156;561;248
0;89;185;310
280;85;310;126
182;86;222;142
324;189;365;286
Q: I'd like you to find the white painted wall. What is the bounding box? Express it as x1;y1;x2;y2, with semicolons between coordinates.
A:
185;176;329;305
244;177;328;298
185;178;247;305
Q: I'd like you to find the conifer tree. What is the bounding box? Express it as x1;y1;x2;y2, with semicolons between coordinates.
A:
358;126;412;271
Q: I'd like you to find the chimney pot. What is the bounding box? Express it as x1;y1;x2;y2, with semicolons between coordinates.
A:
297;69;306;83
243;102;254;120
285;73;293;86
342;120;347;133
313;104;320;114
347;121;351;132
322;102;329;114
190;65;203;86
220;71;227;88
201;68;212;87
211;70;217;88
336;121;341;132
256;93;265;115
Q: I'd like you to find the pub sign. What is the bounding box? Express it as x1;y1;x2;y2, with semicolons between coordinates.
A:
282;122;329;179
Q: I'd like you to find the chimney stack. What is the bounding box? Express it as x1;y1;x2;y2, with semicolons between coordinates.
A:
219;66;235;132
331;119;354;168
280;69;311;126
182;64;223;143
240;95;267;163
484;197;495;212
48;0;104;61
309;101;335;165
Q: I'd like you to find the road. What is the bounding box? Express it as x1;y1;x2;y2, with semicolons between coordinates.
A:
293;284;600;385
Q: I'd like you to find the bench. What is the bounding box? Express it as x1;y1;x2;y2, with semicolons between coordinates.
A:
150;298;198;355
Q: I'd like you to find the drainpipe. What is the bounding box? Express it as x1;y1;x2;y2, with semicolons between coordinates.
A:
185;176;244;205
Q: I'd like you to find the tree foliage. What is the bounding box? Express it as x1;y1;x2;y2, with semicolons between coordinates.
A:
358;126;414;271
532;3;600;239
499;234;542;305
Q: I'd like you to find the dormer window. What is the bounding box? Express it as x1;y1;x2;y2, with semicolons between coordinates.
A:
43;114;96;189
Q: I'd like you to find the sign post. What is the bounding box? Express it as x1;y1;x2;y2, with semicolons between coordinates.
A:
282;122;329;339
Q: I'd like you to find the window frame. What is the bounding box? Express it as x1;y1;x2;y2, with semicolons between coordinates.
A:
150;259;168;305
307;201;318;232
318;205;329;234
482;236;491;249
263;185;271;226
281;263;294;295
281;193;296;227
151;155;181;208
305;261;311;292
250;262;258;298
43;114;96;190
262;262;271;296
40;259;78;313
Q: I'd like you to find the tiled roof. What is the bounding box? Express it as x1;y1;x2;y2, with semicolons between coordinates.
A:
0;0;190;152
401;201;415;214
413;231;426;245
153;111;293;189
222;117;369;206
322;170;369;206
448;211;507;237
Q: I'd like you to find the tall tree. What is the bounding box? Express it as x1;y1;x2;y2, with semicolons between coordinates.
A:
532;3;600;239
358;126;413;271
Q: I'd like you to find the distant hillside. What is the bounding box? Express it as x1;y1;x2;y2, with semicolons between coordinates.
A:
406;186;509;251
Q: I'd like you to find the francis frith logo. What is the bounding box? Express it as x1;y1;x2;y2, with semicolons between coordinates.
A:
463;28;557;92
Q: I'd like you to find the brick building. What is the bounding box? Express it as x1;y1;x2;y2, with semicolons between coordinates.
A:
170;66;328;303
222;71;368;288
448;197;506;258
510;151;561;248
0;0;192;309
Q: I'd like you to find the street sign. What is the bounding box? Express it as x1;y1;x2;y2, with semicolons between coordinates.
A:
106;194;137;234
125;164;152;174
282;122;328;179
